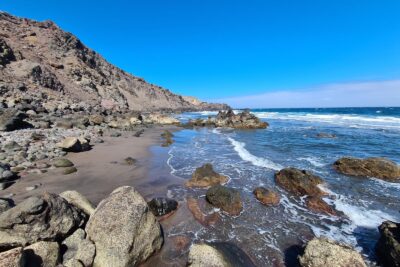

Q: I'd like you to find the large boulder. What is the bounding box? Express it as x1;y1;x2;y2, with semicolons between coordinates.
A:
299;237;366;267
0;39;16;66
21;241;60;267
214;109;268;129
275;168;326;197
85;186;163;267
60;190;95;216
0;193;86;250
188;242;256;267
143;113;179;125
333;157;400;182
0;109;29;132
206;185;243;216
56;137;90;152
186;163;228;188
376;221;400;267
253;187;280;206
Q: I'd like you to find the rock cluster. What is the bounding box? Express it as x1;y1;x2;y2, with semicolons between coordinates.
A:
376;221;400;267
333;157;400;182
0;186;164;267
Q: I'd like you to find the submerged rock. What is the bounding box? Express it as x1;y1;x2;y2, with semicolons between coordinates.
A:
316;132;337;138
188;242;256;267
148;197;178;217
85;186;163;267
123;157;136;165
305;196;336;216
376;221;400;267
299;237;366;267
0;193;86;250
253;187;280;206
186;163;228;188
187;198;220;227
206;185;243;216
275;168;326;197
161;130;174;147
333;157;400;182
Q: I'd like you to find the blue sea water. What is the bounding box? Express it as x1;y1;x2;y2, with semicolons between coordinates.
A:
166;107;400;266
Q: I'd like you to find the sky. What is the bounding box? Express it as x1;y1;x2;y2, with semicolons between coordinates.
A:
1;0;400;108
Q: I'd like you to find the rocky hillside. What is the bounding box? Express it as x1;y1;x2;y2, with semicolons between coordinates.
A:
0;12;228;112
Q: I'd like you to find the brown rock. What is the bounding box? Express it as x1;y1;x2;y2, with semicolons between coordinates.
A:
333;157;400;182
253;187;280;206
186;163;228;188
305;196;336;216
206;185;243;216
0;247;23;267
187;198;220;227
275;168;326;197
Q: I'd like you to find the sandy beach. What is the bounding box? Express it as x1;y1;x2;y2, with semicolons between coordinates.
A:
1;125;183;205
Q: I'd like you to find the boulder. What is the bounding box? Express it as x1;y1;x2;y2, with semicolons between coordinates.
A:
88;114;104;125
188;242;256;267
214;109;268;129
22;241;59;267
85;186;163;267
0;247;23;267
53;158;74;168
253;187;280;206
0;109;29;131
206;185;243;216
299;237;366;267
62;229;95;267
376;221;400;267
275;168;326;197
0;198;14;214
0;39;16;66
333;157;400;182
56;137;90;152
0;193;86;250
60;190;95;216
186;163;228;188
144;113;179;125
148;197;178;217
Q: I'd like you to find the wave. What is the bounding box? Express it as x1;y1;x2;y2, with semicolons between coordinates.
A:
253;112;400;130
227;136;282;170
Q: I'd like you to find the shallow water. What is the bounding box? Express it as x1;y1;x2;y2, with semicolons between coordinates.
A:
153;107;400;266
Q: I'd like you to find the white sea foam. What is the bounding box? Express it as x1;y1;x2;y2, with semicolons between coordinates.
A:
253;112;400;130
298;157;325;167
227;137;282;170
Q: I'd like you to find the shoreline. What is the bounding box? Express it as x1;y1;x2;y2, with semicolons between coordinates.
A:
1;125;182;205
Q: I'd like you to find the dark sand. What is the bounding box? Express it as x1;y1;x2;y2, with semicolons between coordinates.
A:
1;125;184;205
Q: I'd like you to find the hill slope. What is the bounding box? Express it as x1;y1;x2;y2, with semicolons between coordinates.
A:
0;12;228;112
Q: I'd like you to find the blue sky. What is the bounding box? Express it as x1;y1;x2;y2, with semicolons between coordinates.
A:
2;0;400;107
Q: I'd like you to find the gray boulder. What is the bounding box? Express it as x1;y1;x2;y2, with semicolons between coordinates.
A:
0;193;86;250
62;228;95;267
0;109;29;131
21;241;60;267
299;237;366;267
86;186;163;267
60;190;95;216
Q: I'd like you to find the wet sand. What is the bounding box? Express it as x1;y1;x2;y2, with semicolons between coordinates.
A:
1;125;182;205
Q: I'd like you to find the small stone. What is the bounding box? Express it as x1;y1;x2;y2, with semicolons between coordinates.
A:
53;158;74;168
123;157;136;165
148;197;178;216
63;167;77;175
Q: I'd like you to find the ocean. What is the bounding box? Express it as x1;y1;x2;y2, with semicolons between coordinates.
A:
164;107;400;266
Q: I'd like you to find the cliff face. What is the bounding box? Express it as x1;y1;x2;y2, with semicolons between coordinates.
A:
0;12;229;112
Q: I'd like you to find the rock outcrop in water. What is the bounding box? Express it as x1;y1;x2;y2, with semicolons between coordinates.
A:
253;187;280;206
0;12;228;112
275;168;338;215
299;237;366;267
333;157;400;182
206;185;243;216
376;221;400;267
186;163;229;188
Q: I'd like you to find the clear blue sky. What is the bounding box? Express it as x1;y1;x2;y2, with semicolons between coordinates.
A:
2;0;400;106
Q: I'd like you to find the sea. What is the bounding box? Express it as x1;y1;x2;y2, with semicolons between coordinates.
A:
161;107;400;266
